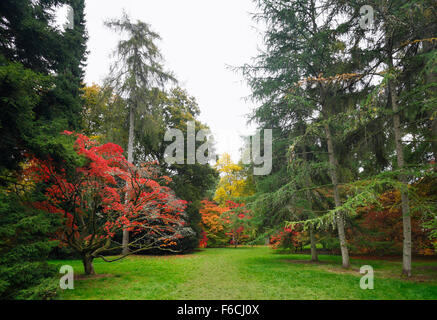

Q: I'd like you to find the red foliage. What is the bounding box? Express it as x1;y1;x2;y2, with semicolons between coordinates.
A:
349;189;435;255
270;227;301;250
199;200;229;247
199;229;208;248
26;132;187;255
199;200;253;247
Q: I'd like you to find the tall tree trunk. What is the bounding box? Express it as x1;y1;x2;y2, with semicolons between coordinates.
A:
82;255;95;275
385;31;412;276
431;117;437;167
388;76;412;277
324;123;350;268
303;149;318;262
430;115;437;166
310;225;318;262
424;42;437;167
122;106;135;256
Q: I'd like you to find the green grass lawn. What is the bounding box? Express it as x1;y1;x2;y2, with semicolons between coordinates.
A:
50;246;437;300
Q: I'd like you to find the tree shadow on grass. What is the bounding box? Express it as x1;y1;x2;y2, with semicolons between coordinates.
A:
74;274;117;281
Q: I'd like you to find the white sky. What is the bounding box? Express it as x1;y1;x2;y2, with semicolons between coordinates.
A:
81;0;263;162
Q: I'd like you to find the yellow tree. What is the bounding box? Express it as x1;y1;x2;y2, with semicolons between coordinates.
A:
213;153;254;206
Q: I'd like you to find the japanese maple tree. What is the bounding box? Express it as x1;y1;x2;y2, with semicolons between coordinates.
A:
348;188;436;256
270;228;302;251
27;132;186;275
199;200;229;247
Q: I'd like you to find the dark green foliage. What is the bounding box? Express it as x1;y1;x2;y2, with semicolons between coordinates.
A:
0;57;51;176
0;193;60;300
0;0;87;119
0;0;87;175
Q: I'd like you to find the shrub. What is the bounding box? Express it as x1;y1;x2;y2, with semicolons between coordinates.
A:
0;193;59;299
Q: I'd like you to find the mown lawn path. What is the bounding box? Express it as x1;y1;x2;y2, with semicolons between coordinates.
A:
52;247;437;300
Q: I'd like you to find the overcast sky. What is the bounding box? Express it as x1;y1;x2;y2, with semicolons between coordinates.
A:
80;0;263;162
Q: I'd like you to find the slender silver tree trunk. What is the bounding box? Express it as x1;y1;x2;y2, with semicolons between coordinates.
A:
388;77;412;277
122;105;135;256
303;151;318;262
383;0;412;277
384;27;412;276
324;123;350;268
432;116;437;166
309;225;318;262
424;42;437;166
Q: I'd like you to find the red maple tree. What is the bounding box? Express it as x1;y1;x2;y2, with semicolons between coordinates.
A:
348;188;435;256
26;132;186;274
270;227;302;250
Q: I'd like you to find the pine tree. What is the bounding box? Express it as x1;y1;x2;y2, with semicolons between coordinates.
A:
105;12;175;254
